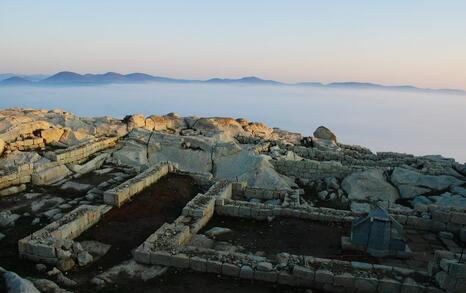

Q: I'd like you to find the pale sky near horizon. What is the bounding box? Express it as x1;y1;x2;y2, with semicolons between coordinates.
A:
1;1;465;89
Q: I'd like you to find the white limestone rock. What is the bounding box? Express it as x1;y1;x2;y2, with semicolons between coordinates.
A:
3;271;40;293
313;126;337;142
112;140;148;167
398;184;431;199
67;153;110;174
95;259;167;283
31;165;72;185
342;169;399;203
0;210;20;227
391;167;463;191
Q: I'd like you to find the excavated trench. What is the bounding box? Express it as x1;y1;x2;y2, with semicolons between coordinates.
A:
70;173;201;286
200;215;376;262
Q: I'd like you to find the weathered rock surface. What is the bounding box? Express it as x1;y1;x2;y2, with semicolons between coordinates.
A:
391;167;463;190
31;165;72;185
342;169;399;203
313;126;337;142
2;270;40;293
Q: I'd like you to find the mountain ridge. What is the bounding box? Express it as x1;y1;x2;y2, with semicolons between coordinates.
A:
1;71;464;95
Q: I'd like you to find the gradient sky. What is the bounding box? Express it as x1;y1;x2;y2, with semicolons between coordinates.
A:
1;0;466;89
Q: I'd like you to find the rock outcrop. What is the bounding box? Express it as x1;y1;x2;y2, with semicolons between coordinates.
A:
342;169;399;204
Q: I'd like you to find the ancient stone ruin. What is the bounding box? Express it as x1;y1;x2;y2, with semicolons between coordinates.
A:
0;108;465;292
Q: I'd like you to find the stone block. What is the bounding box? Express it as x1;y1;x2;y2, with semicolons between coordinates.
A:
277;271;296;286
240;265;254;280
151;251;171;266
206;259;223;274
222;263;240;277
378;277;401;293
315;269;334;284
170;254;190;268
333;272;354;288
190;256;207;272
33;243;56;258
133;247;151;264
355;277;378;293
432;210;451;222
239;206;251;218
254;270;278;283
449;262;466;278
400;278;425;293
451;212;466;225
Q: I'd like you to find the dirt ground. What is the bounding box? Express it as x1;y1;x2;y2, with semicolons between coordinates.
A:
71;174;201;282
201;216;376;263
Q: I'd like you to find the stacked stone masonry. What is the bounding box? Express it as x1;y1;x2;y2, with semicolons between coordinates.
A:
103;162;176;207
45;136;118;164
18;205;110;264
134;181;441;292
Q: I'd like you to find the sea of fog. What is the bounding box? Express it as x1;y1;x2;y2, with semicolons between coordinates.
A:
0;83;465;162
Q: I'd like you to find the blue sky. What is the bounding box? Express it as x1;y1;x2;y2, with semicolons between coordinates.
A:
1;0;465;89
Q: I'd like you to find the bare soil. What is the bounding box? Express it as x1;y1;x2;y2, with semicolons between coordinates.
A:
71;173;201;285
202;216;376;262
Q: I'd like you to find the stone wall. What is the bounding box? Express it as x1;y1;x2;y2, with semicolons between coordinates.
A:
134;180;232;263
45;136;118;164
6;137;45;152
272;159;361;180
133;180;440;292
103;162;176;207
390;204;466;235
0;163;33;191
18;205;110;265
429;250;466;292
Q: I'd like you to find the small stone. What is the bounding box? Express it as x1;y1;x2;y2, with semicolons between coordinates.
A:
77;251;93;266
317;190;328;200
257;262;273;272
57;258;75;271
35;263;47;272
57;272;77;287
47;267;61;276
205;227;232;238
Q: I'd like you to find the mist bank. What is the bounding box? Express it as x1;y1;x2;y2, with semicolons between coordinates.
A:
0;83;465;162
1;71;465;96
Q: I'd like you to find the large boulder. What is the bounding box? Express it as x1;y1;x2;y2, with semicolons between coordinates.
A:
147;133;214;174
214;149;293;189
0;151;43;170
432;192;466;209
39;128;64;144
398;185;431;199
342;169;399;203
67;153;110;174
243;122;273;138
192;117;245;137
125;114;146;131
0;138;5;156
59;129;92;145
391;167;463;191
31;165;72;185
313;126;337;142
147;114;186;132
112;141;148;168
2;270;40;293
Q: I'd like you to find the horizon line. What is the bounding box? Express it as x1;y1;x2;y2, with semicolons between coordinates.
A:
1;70;465;93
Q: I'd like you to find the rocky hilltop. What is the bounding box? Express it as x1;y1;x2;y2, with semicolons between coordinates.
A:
0;108;465;293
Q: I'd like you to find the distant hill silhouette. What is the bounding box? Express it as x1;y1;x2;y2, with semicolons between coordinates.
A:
0;76;33;86
1;71;464;95
206;76;281;85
